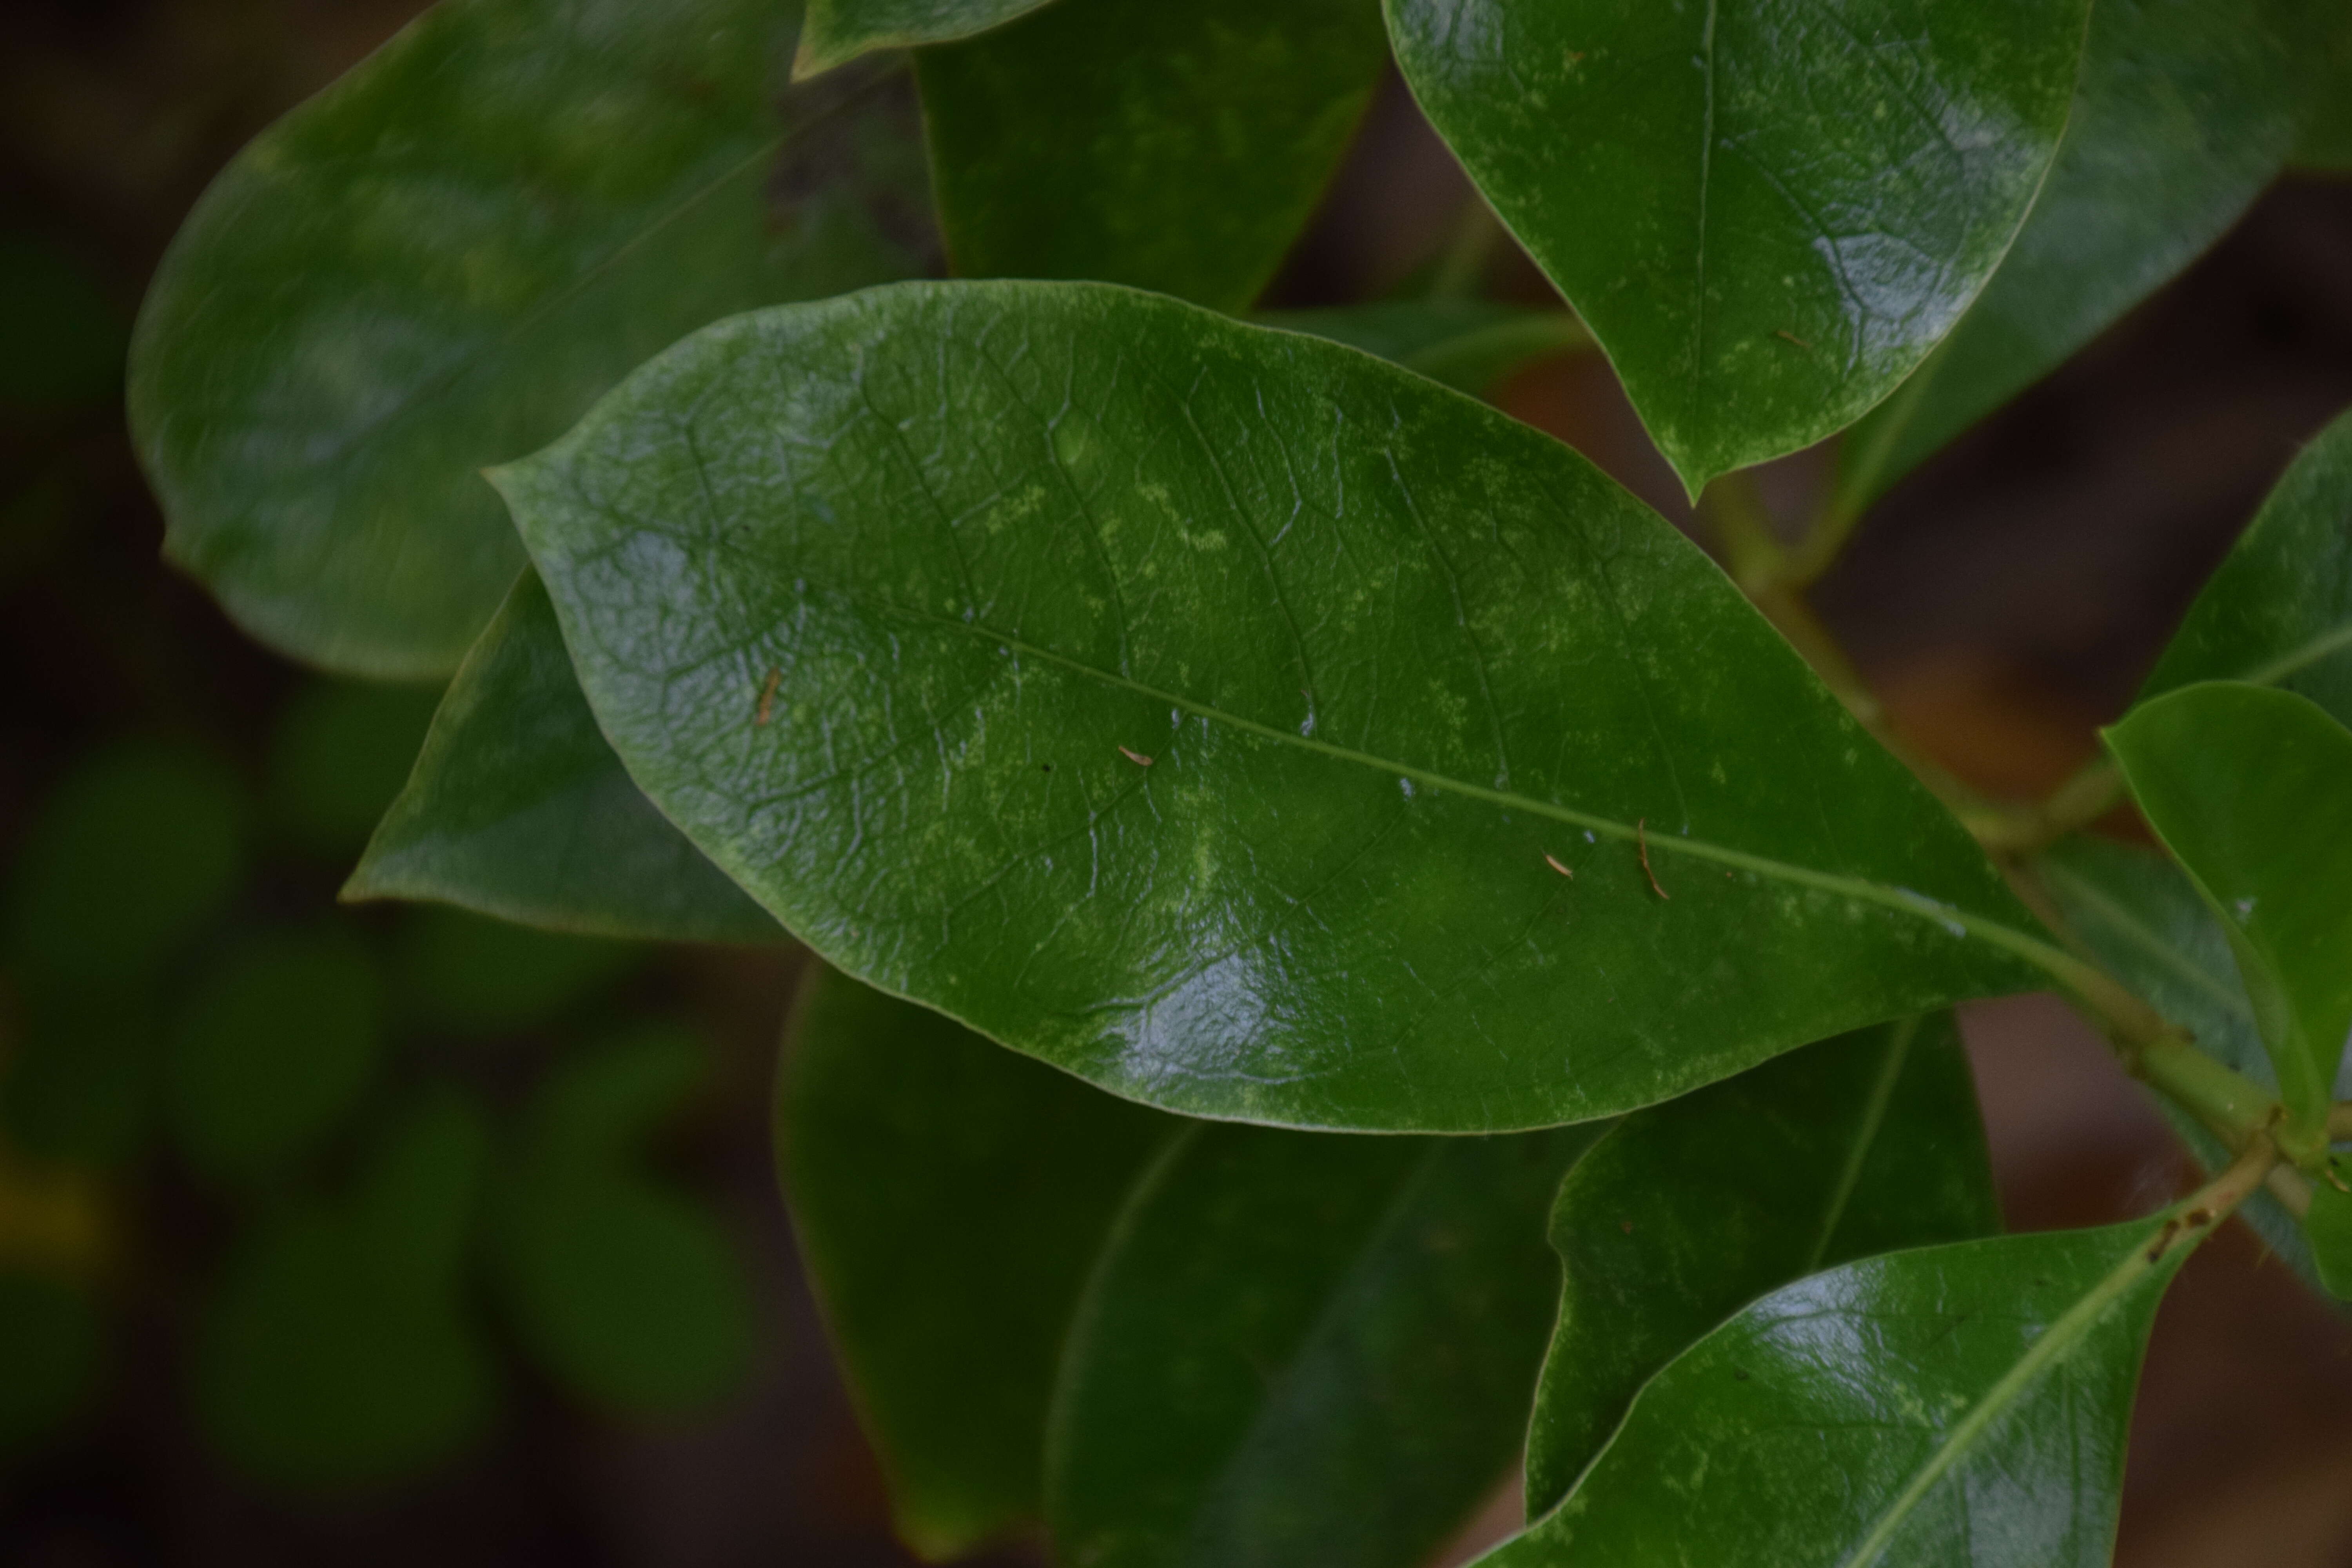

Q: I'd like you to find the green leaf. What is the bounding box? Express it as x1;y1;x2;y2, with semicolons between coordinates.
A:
0;1271;105;1455
2034;834;2326;1287
393;905;640;1037
193;1089;496;1488
2301;1182;2352;1298
1523;1013;1998;1517
1256;301;1591;398
2141;406;2352;727
166;927;383;1191
914;0;1389;313
795;0;1057;78
1485;1209;2205;1568
1386;0;2090;495
267;678;444;859
1048;1120;1601;1568
128;0;935;678
2105;683;2352;1129
504;280;2058;1132
492;1023;753;1414
348;572;784;945
2285;0;2352;169
1835;0;2300;516
779;965;1179;1557
5;738;245;985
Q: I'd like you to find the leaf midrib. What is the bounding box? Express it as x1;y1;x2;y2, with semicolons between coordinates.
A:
908;610;2077;981
1839;1219;2168;1568
1801;1016;1917;1275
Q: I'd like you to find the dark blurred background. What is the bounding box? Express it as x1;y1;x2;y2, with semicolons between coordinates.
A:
4;2;2352;1564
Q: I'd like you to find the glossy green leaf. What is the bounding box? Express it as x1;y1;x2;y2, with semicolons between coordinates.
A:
167;928;383;1191
393;905;639;1037
492;1024;753;1413
193;1090;496;1488
915;0;1388;313
780;965;1179;1557
795;0;1056;78
1523;1012;1998;1516
2142;406;2352;726
2301;1182;2352;1298
1048;1120;1601;1568
1;984;160;1169
128;0;934;678
2034;834;2326;1287
1257;301;1591;398
2105;683;2352;1128
1836;0;2299;515
1486;1207;2207;1568
349;572;784;944
2287;0;2352;169
505;280;2057;1132
4;738;245;985
1386;0;2089;495
267;678;443;858
0;1271;105;1455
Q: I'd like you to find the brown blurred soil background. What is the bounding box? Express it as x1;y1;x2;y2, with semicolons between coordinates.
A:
4;2;2352;1564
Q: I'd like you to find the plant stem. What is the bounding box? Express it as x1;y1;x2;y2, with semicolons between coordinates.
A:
1969;758;2127;854
1427;197;1504;302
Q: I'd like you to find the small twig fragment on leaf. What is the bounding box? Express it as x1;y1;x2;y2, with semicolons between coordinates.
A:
1118;745;1154;768
1773;328;1812;350
1637;818;1669;900
1544;853;1574;878
755;667;782;726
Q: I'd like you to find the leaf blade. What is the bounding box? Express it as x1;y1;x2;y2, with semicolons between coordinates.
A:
795;0;1059;78
1387;0;2091;494
505;280;2054;1132
1523;1013;1999;1516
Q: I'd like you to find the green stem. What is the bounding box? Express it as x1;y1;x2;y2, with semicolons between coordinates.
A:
1970;758;2125;855
1427;196;1504;303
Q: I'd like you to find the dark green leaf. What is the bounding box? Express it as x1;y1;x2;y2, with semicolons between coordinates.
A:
1523;1013;1998;1516
505;280;2060;1132
193;1090;496;1488
796;0;1056;78
2286;0;2352;169
0;1271;105;1455
1257;301;1591;398
267;678;444;858
0;234;126;412
493;1024;753;1413
1485;1210;2201;1568
780;965;1179;1557
167;927;383;1191
2141;406;2352;726
2105;683;2352;1129
128;0;934;678
915;0;1388;312
1048;1120;1601;1568
348;572;784;944
1836;0;2299;515
1;984;160;1168
1387;0;2089;495
393;905;639;1037
2302;1182;2352;1298
2034;834;2325;1287
5;738;245;985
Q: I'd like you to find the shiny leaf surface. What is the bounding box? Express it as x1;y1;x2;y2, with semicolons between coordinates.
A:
1836;0;2298;514
2142;406;2352;726
193;1091;495;1488
2301;1182;2352;1298
2106;683;2352;1128
1048;1120;1600;1568
349;573;784;944
779;966;1178;1557
1257;301;1591;398
795;0;1056;78
1386;0;2089;494
1523;1013;1998;1515
1485;1210;2202;1568
504;280;2056;1132
492;1024;753;1412
915;0;1388;312
129;0;933;677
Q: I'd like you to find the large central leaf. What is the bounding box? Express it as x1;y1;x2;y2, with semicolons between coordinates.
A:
503;281;2058;1131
